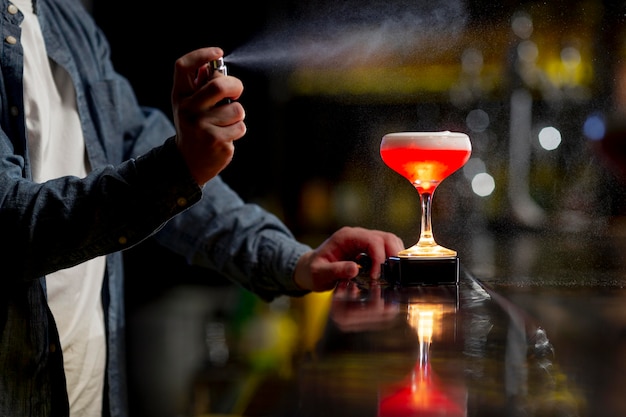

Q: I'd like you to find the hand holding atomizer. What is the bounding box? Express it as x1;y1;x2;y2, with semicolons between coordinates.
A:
173;48;245;186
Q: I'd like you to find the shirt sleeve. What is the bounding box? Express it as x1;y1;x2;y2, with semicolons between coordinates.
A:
0;134;202;281
151;176;313;301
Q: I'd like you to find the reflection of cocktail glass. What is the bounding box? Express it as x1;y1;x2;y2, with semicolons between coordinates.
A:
380;131;472;258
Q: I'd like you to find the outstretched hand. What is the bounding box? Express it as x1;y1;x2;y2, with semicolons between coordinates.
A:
293;226;405;292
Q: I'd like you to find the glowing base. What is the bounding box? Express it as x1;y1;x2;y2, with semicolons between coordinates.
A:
382;256;459;286
398;243;457;258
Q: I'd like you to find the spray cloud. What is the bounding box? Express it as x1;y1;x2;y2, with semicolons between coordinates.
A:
226;0;468;72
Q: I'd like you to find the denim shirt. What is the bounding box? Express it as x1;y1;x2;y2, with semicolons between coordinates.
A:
0;0;310;415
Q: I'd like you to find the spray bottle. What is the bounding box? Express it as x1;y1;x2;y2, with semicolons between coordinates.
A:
209;57;227;76
207;57;230;105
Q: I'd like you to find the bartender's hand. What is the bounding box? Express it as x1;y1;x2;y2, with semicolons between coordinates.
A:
293;226;404;292
171;47;246;186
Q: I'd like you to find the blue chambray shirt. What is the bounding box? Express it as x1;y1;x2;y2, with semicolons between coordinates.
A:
0;0;311;415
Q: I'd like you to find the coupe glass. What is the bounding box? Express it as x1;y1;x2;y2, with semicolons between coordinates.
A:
380;131;472;258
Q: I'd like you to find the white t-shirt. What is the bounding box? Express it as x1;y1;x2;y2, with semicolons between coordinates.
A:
14;0;107;415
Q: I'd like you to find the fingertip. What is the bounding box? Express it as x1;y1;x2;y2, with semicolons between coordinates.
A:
344;262;360;279
369;267;382;280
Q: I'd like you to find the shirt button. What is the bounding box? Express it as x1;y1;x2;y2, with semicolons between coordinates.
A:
7;4;18;14
118;236;128;245
49;343;57;353
176;197;188;207
5;35;17;45
10;106;19;116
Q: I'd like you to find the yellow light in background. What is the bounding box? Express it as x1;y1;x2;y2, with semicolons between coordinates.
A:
299;291;334;354
289;65;461;99
545;45;593;88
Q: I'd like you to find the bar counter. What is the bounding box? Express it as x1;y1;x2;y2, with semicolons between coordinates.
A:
189;224;626;417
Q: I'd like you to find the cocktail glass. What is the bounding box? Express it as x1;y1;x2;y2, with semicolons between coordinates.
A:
380;131;472;258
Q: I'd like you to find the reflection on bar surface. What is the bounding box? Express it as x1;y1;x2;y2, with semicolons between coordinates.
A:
189;267;586;416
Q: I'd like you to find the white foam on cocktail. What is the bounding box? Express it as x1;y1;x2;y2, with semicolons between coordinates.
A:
382;131;472;151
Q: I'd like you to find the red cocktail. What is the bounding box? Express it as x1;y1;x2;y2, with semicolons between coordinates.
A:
380;131;471;258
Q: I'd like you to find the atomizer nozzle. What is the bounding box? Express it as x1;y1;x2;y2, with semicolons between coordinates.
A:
209;58;227;76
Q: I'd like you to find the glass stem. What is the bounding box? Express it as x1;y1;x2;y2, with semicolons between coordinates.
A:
419;191;437;247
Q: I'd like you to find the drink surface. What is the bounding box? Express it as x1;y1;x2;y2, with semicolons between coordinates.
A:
380;132;471;191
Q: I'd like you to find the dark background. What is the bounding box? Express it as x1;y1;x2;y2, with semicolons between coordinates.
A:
89;0;625;239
